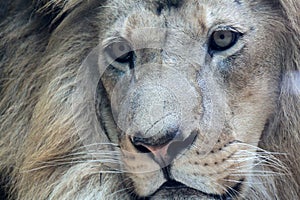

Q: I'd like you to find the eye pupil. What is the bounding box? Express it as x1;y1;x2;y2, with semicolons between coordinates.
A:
119;45;125;52
219;34;225;40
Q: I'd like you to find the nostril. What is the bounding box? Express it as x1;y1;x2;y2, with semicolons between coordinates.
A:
130;136;153;153
167;131;197;159
130;129;198;166
133;144;152;153
130;128;179;149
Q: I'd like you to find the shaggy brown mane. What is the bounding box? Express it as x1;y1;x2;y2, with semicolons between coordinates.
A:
0;0;299;199
255;0;300;198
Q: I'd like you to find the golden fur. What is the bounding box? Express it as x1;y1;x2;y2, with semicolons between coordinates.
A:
0;0;299;199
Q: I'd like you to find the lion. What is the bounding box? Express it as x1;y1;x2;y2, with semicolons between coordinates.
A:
0;0;299;199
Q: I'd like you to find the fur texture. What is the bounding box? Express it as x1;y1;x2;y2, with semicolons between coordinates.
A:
0;0;299;199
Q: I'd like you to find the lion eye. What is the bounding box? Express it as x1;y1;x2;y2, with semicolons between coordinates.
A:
209;30;240;52
106;41;133;63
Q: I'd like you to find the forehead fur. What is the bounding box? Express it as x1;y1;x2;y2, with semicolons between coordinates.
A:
103;0;252;40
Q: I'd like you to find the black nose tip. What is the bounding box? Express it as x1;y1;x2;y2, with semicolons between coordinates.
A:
129;128;197;167
131;128;178;149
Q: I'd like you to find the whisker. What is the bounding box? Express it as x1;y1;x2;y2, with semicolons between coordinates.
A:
107;186;134;197
22;159;124;173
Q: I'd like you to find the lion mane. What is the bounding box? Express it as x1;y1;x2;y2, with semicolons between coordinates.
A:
0;0;299;199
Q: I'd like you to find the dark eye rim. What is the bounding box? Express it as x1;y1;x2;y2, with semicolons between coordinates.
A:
105;40;134;64
209;30;242;53
115;50;134;63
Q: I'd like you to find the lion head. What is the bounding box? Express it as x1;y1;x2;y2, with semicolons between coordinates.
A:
0;0;299;199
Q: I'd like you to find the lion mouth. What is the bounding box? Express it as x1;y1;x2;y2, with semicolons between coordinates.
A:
140;179;243;200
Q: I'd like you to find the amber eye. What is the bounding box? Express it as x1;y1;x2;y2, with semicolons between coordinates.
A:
106;41;133;63
209;30;240;52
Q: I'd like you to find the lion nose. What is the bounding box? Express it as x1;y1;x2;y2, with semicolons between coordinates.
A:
130;129;197;167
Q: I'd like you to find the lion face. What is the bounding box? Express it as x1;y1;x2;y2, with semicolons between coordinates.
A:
2;0;299;199
97;0;283;198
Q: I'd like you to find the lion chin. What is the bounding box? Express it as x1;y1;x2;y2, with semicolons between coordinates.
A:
0;0;300;200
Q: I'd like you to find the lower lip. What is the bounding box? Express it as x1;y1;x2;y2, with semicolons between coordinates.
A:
140;179;243;200
145;187;209;200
